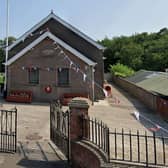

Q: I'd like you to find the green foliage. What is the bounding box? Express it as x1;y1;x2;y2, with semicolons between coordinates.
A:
0;73;4;84
0;36;16;72
109;63;135;77
99;28;168;72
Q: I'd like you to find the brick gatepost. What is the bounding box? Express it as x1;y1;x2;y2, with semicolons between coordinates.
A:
69;99;103;168
69;99;89;140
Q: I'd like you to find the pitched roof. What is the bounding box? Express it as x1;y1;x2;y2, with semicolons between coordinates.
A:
5;32;96;66
127;70;168;96
8;12;105;51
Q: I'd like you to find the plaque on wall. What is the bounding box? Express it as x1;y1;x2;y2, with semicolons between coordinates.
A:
42;49;54;56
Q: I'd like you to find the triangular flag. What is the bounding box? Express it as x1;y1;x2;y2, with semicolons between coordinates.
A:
103;89;108;97
156;124;161;129
134;111;140;121
76;68;79;73
70;61;73;68
83;73;87;82
39;30;43;34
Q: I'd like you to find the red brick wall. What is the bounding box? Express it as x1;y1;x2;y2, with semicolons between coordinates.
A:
71;142;100;168
113;76;168;120
156;97;168;120
7;38;104;102
113;76;157;112
69;99;106;168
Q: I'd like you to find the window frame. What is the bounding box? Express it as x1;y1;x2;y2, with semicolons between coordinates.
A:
28;68;39;84
57;68;69;86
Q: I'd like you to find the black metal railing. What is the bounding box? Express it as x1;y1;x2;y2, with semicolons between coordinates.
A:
50;101;70;161
82;116;168;167
109;129;168;167
82;116;110;159
0;108;17;153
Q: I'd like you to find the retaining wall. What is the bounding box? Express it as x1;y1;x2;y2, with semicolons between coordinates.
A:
113;76;168;120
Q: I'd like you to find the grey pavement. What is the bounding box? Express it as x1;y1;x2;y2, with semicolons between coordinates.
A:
89;82;168;136
89;82;168;166
1;83;168;167
0;99;69;168
0;141;69;168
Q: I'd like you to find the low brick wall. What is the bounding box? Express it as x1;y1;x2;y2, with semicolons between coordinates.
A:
112;76;157;112
156;97;168;120
112;76;168;120
69;100;109;168
71;141;101;168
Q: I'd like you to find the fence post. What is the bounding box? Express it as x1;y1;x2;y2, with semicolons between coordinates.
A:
69;99;89;141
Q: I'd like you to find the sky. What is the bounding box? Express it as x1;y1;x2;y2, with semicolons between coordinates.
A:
1;0;168;41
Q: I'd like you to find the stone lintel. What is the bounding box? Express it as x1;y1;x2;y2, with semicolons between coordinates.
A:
69;99;89;109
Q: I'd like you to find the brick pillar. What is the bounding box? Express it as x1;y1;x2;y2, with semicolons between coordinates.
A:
69;99;89;141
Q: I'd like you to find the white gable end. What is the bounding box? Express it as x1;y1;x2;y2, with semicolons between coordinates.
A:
6;32;96;66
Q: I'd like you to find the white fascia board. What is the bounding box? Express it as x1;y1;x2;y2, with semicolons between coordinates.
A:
6;32;96;66
8;13;105;51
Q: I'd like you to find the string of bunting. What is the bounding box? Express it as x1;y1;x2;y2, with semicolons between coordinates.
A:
22;28;50;42
14;29;121;99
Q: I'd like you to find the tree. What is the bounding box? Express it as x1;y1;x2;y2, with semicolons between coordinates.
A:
119;44;143;70
109;63;135;77
0;36;16;72
99;28;168;72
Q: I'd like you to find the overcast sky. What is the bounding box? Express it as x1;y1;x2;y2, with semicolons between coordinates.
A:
1;0;168;40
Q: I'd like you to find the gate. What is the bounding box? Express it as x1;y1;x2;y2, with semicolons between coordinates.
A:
0;108;17;153
50;101;70;161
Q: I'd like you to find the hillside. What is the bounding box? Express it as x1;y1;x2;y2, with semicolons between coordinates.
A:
100;28;168;72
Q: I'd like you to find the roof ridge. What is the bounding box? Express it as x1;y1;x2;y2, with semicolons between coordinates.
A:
8;12;105;51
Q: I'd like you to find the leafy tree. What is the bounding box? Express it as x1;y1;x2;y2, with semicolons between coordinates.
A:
109;63;135;77
99;28;168;72
119;43;143;70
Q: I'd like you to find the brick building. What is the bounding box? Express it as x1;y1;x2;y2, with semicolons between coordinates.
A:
5;12;105;102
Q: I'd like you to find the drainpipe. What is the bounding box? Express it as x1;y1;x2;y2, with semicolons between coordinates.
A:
91;65;95;105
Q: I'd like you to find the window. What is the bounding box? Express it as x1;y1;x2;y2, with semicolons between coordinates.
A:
58;68;69;86
29;68;39;84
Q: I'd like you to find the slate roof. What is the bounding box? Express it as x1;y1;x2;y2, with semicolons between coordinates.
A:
8;12;105;64
127;70;168;96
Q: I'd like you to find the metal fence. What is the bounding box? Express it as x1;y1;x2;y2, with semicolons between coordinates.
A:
109;129;168;167
82;116;110;159
82;116;168;167
0;108;17;153
50;101;70;161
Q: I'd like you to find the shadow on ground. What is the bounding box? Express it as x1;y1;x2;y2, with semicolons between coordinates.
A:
0;140;69;168
16;141;70;168
17;159;69;168
109;82;168;138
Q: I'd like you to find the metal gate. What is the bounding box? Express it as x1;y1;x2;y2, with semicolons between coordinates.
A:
0;108;17;153
50;101;70;161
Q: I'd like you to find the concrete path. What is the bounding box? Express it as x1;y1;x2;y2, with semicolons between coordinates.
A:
0;100;69;168
89;82;168;166
89;82;168;136
0;141;68;168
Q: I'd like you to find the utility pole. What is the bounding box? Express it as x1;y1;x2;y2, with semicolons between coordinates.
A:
4;0;9;97
91;66;95;105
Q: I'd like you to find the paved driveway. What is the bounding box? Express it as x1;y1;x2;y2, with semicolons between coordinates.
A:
89;82;168;135
89;82;168;165
0;100;69;168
